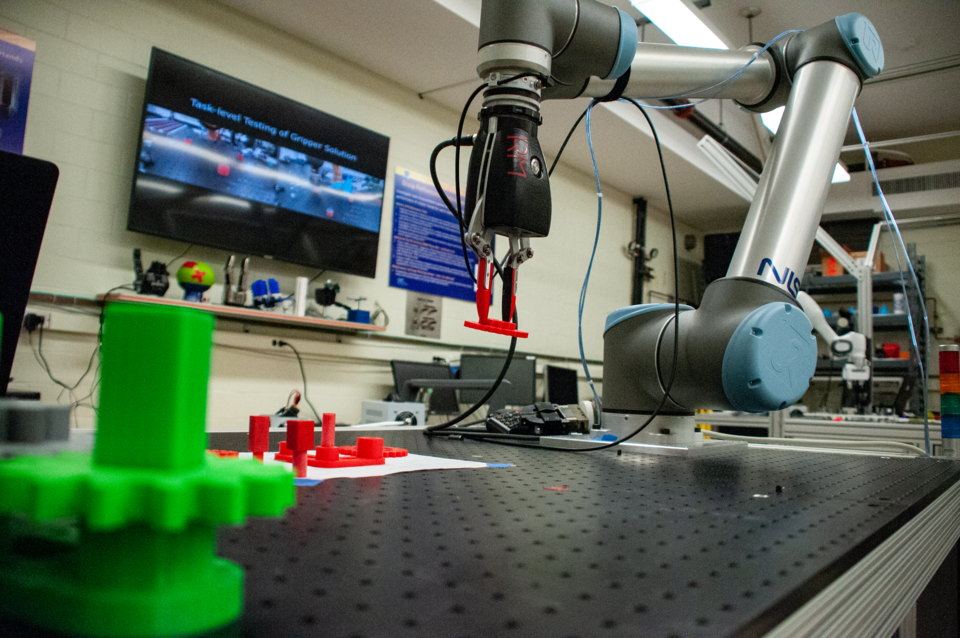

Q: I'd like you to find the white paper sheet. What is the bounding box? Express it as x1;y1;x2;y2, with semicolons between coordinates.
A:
238;451;508;484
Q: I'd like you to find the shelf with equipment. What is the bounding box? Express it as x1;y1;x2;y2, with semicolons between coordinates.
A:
816;358;917;375
825;313;914;331
801;268;926;294
28;292;604;368
96;293;386;334
802;256;927;413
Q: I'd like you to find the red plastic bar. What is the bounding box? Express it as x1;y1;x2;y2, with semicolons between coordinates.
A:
321;413;336;448
248;415;270;461
286;420;315;478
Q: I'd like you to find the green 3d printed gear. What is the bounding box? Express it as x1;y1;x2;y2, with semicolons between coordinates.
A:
0;303;294;637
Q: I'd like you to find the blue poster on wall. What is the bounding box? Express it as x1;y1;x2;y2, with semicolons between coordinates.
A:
0;29;36;155
389;167;489;303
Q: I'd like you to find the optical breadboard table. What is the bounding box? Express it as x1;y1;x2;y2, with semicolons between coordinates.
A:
11;430;960;637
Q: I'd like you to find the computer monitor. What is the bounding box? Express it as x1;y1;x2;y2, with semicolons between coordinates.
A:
390;360;459;414
458;354;536;411
0;150;59;396
543;365;579;405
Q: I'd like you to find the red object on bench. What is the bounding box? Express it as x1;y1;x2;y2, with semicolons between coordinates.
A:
206;449;239;458
270;412;408;472
285;419;315;478
248;415;270;461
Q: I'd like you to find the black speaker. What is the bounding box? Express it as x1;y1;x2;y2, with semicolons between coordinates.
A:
0;150;59;395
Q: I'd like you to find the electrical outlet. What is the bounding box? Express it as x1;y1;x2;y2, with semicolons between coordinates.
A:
23;311;52;332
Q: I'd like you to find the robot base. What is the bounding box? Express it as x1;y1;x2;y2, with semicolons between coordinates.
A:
546;413;745;457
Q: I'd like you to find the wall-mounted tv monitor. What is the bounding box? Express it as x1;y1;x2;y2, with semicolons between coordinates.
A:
127;48;390;277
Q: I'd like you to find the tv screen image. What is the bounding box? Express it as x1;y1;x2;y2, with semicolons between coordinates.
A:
128;49;390;277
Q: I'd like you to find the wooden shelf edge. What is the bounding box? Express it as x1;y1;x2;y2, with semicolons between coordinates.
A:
98;293;386;332
30;291;605;366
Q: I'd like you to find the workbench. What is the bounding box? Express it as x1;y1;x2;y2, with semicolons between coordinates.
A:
202;429;960;638
6;428;958;637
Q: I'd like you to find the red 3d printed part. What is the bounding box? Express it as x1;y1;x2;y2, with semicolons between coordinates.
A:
248;415;270;461
206;449;240;458
320;412;336;448
311;435;387;468
272;412;406;470
464;257;528;338
337;444;409;458
285;419;315;478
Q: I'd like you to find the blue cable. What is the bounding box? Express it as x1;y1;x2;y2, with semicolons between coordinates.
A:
579;101;604;415
572;26;797;417
640;29;802;109
851;108;931;457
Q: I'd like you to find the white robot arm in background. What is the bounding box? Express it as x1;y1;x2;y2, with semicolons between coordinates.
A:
797;291;870;384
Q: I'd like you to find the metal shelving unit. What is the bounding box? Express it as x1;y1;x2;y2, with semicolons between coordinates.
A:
802;257;927;412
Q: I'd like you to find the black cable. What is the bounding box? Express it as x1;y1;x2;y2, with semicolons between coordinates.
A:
627;99;680;394
274;340;322;424
455;84;488;237
424;327;518;433
552;100;683;451
423;83;530;437
166;244;193;268
429;137;472;224
449;419;486;428
459;99;682;453
428;430;541;442
430;136;477;283
71;362;103;414
77;284;141;415
422;103;588;448
549;106;589;177
30;284;136;419
31;325;96;394
308;269;326;283
441;82;521;288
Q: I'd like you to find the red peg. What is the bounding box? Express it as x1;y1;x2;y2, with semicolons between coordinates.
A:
286;419;315;478
321;413;337;449
248;415;270;461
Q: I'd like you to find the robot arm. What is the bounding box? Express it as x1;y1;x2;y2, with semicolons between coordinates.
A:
459;1;637;338
462;1;884;421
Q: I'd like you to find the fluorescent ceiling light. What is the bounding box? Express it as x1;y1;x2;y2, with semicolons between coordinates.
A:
832;163;851;183
761;106;784;134
630;0;728;49
761;107;851;183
